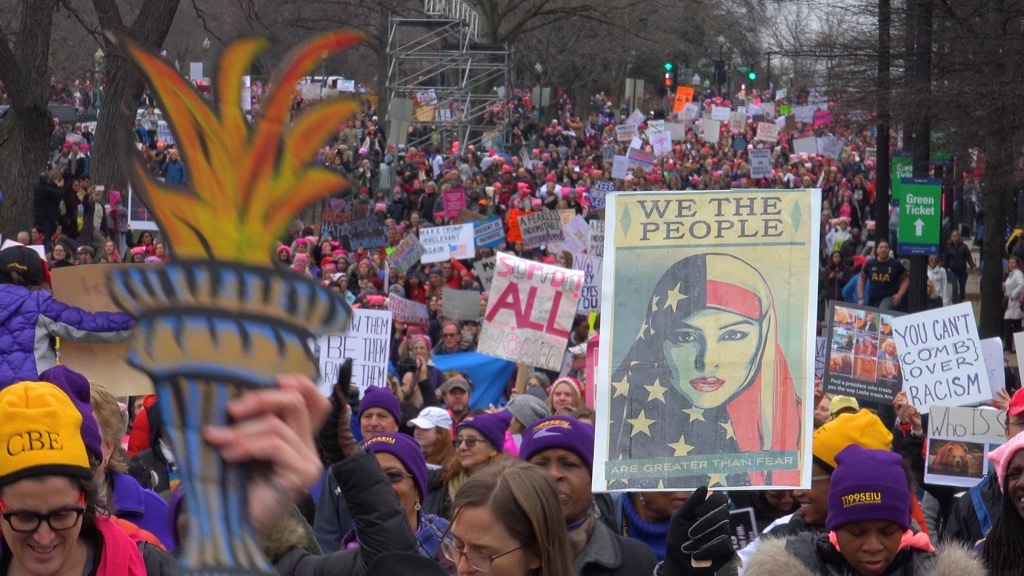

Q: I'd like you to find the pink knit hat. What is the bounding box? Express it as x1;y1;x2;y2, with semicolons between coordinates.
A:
988;431;1024;491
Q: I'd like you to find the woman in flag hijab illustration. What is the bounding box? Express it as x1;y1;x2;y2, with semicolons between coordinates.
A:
608;253;801;488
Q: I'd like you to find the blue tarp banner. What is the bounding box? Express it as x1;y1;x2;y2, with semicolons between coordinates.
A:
433;351;516;409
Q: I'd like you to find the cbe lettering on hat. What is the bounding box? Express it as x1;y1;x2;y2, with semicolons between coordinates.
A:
7;430;64;455
840;491;882;508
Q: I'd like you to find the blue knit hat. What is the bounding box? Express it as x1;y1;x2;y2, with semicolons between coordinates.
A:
520;416;595;475
360;386;401;423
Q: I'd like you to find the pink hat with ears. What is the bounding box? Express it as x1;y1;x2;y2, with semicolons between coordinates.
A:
988;431;1024;491
108;190;121;205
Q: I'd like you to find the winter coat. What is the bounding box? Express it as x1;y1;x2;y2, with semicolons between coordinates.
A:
943;474;1001;547
33;182;64;232
0;284;134;387
273;451;418;576
575;519;657;576
109;470;176;550
943;241;975;273
1004;268;1024;320
741;532;984;576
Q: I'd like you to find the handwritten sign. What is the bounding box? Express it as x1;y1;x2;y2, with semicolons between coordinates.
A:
574;254;603;313
616;124;638;142
650;131;672;157
711;106;731;121
590;181;614;211
672;86;694;113
560;215;590;254
588;220;605;257
51;265;151;396
755;122;779;143
793;105;815;123
317;309;392;396
478;252;584;371
386;234;425;273
627;147;655;170
891;303;990;413
701;119;721;144
813;109;832;127
815;336;827;379
473;216;504;249
388;295;429;328
473;256;496;291
443;288;481;321
443;187;467;218
611;155;629;180
749;149;772;179
793;137;818;157
518;211;566;249
924;405;1004;487
420;223;475;263
625;109;646;127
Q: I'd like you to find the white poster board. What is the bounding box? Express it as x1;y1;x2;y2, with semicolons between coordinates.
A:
318;309;393;396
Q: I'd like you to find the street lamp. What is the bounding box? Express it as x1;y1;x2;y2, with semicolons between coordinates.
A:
716;35;726;95
202;37;211;82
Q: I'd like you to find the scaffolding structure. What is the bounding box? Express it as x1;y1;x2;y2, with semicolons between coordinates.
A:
386;0;511;153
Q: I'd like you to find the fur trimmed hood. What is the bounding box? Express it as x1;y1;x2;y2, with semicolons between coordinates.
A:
742;534;985;576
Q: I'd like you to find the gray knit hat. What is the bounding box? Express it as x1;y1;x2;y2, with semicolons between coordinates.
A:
506;395;550;428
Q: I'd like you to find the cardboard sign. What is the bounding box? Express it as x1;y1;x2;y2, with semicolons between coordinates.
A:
388;295;429;328
612;155;629;180
775;88;788;101
793;105;815;123
755;122;779;143
666;122;688;141
817;136;844;160
473;256;496;291
980;337;1006;396
385;234;425;273
823;302;903;404
793;137;818;157
615;124;638;142
473;216;504;249
519;211;566;249
729;111;747;132
749;149;772;179
574;254;603;313
443;288;482;321
561;215;590;255
590;181;615;211
588;220;606;258
701;119;721;144
627;147;656;170
420;223;475;263
892;303;990;413
646;119;666;134
625;109;646;127
815;336;827;379
443;187;467;218
650;131;672;157
672;86;694;113
924;405;1004;487
317;309;392;396
711;106;731;121
51;265;152;396
478;252;584;371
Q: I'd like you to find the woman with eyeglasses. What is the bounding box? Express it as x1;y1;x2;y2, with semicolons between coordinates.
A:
444;460;573;576
359;433;452;564
442;412;511;501
0;380;175;576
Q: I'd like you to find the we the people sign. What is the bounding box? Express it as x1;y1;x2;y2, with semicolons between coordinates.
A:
478;252;583;371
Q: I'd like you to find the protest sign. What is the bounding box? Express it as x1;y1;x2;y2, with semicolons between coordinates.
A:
443;187;467;218
711;106;731;121
793;137;818;157
775;87;788;101
755;122;779;143
588;220;605;257
344;216;388;250
629;136;643;150
595;189;820;490
51;265;151;396
473;216;504;249
506;208;529;243
519;210;566;249
385;234;425;273
749;149;772;179
443;288;482;321
473;256;497;291
420;223;475;263
627;147;656;170
612;155;629;180
813;109;832;127
815;336;827;379
774;115;787;130
793;105;815;123
672;86;694;113
388;295;429;328
415;89;438;105
320;197;353;240
626;109;646;127
823;302;903;404
681;102;700;121
732;136;747;151
980;337;1006;397
666;122;688;141
455;208;485;223
590;180;614;211
729;508;758;551
701;119;721;144
616;124;638;142
924;405;1004;487
729;111;747;131
478;252;584;371
650;131;672;157
573;254;603;313
646;119;666;134
318;309;392;396
817;136;844;160
891;303;990;413
561;215;590;255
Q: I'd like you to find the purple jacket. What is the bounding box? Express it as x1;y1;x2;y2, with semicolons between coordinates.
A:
0;284;134;387
109;471;176;549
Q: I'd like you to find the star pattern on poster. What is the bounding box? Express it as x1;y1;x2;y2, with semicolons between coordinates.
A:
662;282;688;313
682;407;705;422
667;433;694;456
627;410;655;437
719;421;736;440
644;378;667;402
707;473;728;487
612;375;631;398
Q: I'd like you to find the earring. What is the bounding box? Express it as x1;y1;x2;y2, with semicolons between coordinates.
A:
415;501;421;511
639;494;646;506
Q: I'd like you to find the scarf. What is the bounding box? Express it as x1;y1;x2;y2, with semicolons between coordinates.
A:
567;512;596;557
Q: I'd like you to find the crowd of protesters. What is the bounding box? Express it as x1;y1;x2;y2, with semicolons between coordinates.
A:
5;78;1024;576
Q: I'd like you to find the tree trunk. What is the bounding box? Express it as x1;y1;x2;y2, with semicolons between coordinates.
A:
0;110;52;236
90;0;181;197
980;135;1014;338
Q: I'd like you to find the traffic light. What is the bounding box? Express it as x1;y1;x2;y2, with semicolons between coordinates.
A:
746;68;757;81
664;62;673;72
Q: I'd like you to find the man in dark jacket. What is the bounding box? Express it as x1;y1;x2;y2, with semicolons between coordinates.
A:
943;229;976;304
33;169;65;238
